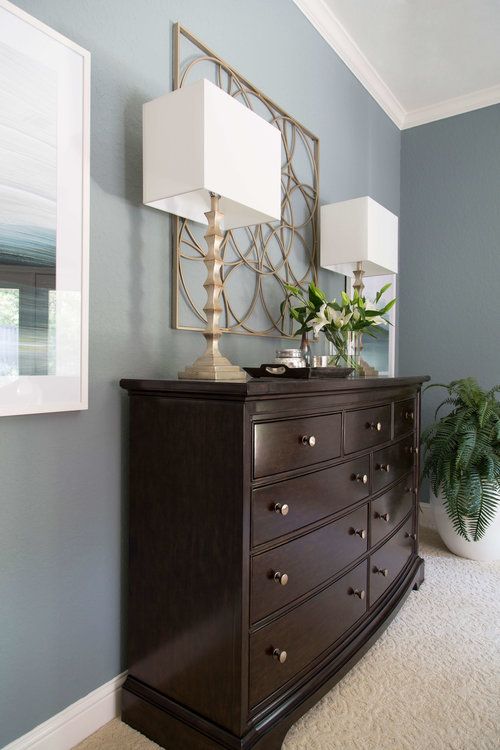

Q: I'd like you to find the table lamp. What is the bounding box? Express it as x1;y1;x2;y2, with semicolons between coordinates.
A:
320;196;398;296
143;78;282;380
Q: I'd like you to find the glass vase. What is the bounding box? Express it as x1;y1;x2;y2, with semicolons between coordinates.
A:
325;330;362;373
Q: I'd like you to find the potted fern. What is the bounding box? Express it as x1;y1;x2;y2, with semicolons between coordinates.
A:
421;378;500;561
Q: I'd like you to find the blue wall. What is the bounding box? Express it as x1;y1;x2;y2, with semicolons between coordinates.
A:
0;1;400;744
399;104;500;496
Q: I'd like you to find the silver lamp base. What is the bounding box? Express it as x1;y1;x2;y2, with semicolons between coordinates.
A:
178;193;246;382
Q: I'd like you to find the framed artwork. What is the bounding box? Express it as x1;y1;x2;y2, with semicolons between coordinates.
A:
347;274;397;376
0;0;90;416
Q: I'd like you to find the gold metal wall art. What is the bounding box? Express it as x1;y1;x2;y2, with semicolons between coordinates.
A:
172;23;319;338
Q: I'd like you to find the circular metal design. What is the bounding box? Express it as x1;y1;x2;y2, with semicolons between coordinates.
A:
173;26;319;338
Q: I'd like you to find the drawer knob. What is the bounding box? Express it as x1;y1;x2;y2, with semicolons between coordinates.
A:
367;421;382;432
375;511;390;522
405;532;417;540
407;445;419;455
273;648;287;664
405;486;413;494
352;473;368;485
373;566;389;577
404;410;414;421
349;588;366;600
274;502;289;516
376;463;391;472
351;528;367;539
301;434;316;447
273;571;289;586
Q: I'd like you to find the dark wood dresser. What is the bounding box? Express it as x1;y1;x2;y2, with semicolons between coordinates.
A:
120;376;428;750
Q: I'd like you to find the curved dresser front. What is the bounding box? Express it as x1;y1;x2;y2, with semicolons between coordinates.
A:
120;376;428;750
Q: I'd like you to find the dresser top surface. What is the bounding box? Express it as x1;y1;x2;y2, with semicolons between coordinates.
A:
120;375;429;398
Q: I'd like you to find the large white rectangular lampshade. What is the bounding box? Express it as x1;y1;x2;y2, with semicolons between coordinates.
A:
143;78;282;229
320;197;398;276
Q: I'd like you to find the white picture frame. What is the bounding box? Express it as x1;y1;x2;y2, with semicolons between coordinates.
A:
346;273;397;376
0;0;90;416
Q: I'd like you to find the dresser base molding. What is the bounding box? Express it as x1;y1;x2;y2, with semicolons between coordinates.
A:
122;556;424;750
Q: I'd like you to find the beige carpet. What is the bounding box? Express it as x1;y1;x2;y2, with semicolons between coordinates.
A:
75;525;500;750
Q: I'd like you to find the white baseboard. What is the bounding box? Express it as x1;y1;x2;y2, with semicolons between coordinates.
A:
419;501;434;529
2;672;127;750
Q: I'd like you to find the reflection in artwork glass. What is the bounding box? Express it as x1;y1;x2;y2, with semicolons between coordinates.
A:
0;39;57;376
0;288;19;375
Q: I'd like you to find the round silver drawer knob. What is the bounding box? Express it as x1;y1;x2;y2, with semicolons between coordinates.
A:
367;421;382;431
352;528;367;539
273;571;289;586
405;532;417;541
377;463;391;472
274;502;289;516
352;473;368;485
405;410;414;421
301;434;316;447
376;511;390;522
374;566;389;577
273;648;287;664
350;588;365;600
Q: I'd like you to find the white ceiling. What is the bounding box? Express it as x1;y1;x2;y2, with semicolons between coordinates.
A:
293;0;500;129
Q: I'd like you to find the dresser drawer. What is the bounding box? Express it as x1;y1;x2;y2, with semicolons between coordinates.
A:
249;560;367;707
251;457;371;546
251;505;368;623
371;476;415;547
394;398;416;438
372;435;415;493
369;516;415;606
253;413;341;479
344;404;391;454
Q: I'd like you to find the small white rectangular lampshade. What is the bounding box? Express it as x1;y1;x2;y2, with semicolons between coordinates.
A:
143;78;282;229
320;197;398;276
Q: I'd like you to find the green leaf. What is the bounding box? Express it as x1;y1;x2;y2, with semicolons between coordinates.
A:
379;298;397;314
375;282;392;302
308;281;326;306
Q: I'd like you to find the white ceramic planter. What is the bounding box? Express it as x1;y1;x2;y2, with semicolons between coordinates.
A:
431;489;500;561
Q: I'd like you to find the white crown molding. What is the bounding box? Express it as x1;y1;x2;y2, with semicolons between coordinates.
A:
2;672;126;750
402;84;500;129
293;0;500;131
292;0;406;128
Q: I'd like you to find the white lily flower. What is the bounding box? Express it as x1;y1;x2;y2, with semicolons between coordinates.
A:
311;303;331;335
330;309;352;329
